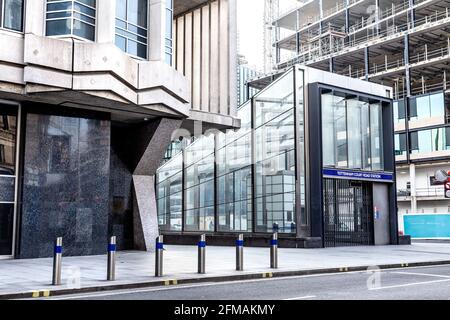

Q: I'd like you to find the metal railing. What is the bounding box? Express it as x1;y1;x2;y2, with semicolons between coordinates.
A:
278;8;450;70
397;188;445;198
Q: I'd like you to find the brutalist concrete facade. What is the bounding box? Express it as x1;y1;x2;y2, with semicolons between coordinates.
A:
0;0;239;258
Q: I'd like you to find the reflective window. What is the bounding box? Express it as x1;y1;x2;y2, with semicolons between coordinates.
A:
156;153;182;231
409;92;445;121
410;128;450;154
0;0;24;31
254;70;297;233
394;133;407;156
115;0;148;59
393;99;406;123
165;0;173;65
46;0;96;41
0;104;17;256
183;135;215;232
321;91;386;171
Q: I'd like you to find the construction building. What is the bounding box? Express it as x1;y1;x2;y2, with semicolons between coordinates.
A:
272;0;450;233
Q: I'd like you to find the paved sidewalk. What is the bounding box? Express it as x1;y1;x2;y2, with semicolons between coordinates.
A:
1;243;450;298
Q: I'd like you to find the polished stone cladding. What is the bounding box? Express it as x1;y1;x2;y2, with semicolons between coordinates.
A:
19;113;111;258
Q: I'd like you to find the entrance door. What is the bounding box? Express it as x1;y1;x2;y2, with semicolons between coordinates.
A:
0;104;18;256
323;179;374;247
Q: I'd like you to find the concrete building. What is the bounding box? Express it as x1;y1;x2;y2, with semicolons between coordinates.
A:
156;65;398;248
237;55;262;105
272;0;450;234
0;0;238;259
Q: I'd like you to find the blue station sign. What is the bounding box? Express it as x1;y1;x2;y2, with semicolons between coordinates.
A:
322;168;394;183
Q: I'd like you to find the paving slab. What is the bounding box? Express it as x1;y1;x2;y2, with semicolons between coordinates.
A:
1;243;450;299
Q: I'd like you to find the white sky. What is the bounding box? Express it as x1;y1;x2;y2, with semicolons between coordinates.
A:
237;0;299;71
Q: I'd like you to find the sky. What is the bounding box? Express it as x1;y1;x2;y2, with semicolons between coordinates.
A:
237;0;299;71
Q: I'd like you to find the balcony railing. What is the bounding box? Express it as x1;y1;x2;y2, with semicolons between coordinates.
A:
397;187;445;198
279;8;450;71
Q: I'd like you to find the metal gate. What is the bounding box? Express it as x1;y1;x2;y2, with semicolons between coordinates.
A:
323;179;374;247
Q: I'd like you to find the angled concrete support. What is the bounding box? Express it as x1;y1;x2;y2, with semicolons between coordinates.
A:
115;117;182;252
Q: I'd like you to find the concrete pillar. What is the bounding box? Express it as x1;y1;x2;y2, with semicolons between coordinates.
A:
97;0;116;43
24;0;45;36
410;163;417;213
149;0;167;62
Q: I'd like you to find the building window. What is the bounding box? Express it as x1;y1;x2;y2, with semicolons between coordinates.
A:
395;133;407;156
0;0;24;32
46;0;96;41
165;0;173;65
115;0;148;59
409;127;450;154
393;99;406;123
321;91;385;171
409;92;445;121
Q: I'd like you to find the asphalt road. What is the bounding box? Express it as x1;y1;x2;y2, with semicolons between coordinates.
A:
40;264;450;300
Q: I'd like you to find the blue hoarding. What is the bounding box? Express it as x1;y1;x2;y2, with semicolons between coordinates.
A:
404;214;450;238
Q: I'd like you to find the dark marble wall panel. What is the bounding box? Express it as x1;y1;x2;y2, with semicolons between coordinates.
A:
19;113;111;258
109;124;134;251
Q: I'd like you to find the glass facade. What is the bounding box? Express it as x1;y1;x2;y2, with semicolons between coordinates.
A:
254;71;296;233
115;0;148;59
410;127;450;154
393;99;406;124
46;0;96;41
0;0;23;31
0;104;17;256
321;91;384;171
156;69;304;234
409;92;445;121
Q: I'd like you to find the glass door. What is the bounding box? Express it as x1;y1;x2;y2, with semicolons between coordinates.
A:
0;104;18;257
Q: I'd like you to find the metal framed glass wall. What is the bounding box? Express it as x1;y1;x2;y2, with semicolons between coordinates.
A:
217;101;253;232
0;103;19;257
321;90;385;171
156;67;306;235
254;70;297;233
46;0;97;41
0;0;24;32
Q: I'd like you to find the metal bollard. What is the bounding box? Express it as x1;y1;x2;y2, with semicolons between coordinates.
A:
236;234;244;271
273;222;279;233
270;232;278;269
155;235;164;277
107;236;116;281
52;237;63;285
198;234;206;274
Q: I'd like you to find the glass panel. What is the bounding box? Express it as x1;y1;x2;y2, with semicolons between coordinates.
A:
346;98;362;169
370;103;383;170
321;93;335;167
46;0;96;40
335;95;347;168
3;0;23;31
0;203;14;255
416;95;430;119
430;92;444;117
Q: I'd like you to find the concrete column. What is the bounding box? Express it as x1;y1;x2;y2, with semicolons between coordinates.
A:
96;0;116;43
410;163;417;213
24;0;45;36
149;0;167;62
409;0;415;28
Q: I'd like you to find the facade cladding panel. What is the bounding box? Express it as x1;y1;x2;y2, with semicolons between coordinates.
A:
157;66;398;247
19;110;111;258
